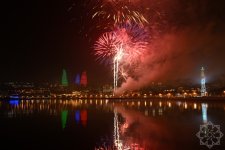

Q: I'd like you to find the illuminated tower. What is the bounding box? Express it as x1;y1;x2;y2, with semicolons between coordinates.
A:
75;73;80;85
200;67;206;97
80;71;87;87
61;69;68;86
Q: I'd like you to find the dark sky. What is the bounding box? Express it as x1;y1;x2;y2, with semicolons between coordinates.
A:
1;0;225;87
1;0;110;85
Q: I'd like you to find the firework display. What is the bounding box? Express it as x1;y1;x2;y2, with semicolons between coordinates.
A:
94;24;149;92
92;0;150;93
116;23;149;65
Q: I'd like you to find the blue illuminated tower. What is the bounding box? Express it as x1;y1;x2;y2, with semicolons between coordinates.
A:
75;73;80;85
201;67;206;97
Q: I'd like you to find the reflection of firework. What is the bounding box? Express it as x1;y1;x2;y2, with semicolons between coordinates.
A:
92;0;148;25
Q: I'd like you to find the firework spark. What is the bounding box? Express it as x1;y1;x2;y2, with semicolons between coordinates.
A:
116;23;149;65
94;23;149;64
94;31;120;64
94;23;149;91
92;0;148;25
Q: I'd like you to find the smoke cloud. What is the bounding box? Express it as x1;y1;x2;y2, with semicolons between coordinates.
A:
116;0;225;94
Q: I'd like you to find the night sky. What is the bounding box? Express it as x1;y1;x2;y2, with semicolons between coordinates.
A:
2;0;109;85
2;0;225;88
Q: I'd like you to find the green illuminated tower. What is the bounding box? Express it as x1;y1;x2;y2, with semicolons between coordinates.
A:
61;69;68;86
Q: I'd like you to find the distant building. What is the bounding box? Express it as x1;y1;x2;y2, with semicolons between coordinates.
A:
103;84;113;93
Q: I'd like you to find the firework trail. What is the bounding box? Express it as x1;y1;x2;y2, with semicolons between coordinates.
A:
94;23;149;92
113;44;124;91
94;32;124;92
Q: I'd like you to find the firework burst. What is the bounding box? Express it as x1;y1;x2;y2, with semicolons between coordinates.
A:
116;23;149;65
92;0;148;26
94;23;149;91
94;31;121;64
94;23;149;65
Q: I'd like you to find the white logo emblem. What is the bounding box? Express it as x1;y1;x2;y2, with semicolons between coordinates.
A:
196;121;223;149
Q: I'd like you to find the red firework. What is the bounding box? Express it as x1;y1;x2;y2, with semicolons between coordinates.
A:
94;23;149;65
94;31;121;64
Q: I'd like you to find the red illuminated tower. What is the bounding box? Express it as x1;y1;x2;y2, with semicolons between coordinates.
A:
80;71;88;87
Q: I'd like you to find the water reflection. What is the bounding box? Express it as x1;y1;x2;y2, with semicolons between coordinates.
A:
114;107;170;149
1;99;225;121
61;110;68;129
201;103;208;123
9;99;19;106
0;99;225;149
81;110;88;127
75;110;80;124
